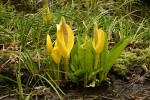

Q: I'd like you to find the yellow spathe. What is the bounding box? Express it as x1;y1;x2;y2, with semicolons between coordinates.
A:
46;34;52;55
42;0;51;22
92;23;105;55
51;41;61;64
56;16;74;59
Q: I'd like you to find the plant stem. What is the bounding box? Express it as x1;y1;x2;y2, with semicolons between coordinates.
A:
18;50;24;100
55;63;60;86
64;57;68;80
84;74;87;88
93;54;99;82
94;54;99;69
52;64;57;80
57;63;60;81
17;72;23;100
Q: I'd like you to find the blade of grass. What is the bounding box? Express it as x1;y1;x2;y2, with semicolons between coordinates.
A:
36;73;65;100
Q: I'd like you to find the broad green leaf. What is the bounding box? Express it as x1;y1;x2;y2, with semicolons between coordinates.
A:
70;36;82;72
70;42;79;70
78;39;93;72
104;37;130;77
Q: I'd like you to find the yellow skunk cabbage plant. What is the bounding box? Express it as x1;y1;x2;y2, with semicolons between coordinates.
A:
56;17;74;80
70;23;130;87
46;34;52;55
46;17;74;81
92;23;105;86
46;18;130;87
42;0;51;22
92;23;105;55
46;34;61;82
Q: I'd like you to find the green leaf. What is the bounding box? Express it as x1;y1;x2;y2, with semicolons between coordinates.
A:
73;69;86;77
70;53;78;71
78;39;94;72
71;64;76;72
69;74;79;84
104;37;130;77
88;67;103;81
70;37;81;71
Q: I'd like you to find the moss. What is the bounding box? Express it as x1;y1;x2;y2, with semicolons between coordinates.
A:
113;48;150;76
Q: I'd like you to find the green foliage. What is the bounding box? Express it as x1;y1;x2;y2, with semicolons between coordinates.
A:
90;37;129;86
78;38;93;72
37;73;65;100
19;50;38;75
99;37;130;81
68;33;130;87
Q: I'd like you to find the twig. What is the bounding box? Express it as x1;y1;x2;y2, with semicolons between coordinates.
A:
99;96;118;100
0;59;10;69
140;93;150;100
0;93;17;100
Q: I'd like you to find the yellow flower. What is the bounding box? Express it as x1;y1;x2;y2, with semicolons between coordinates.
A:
46;34;53;55
56;16;74;80
42;0;51;22
51;41;61;64
46;34;61;64
92;23;105;85
46;34;61;82
56;16;74;59
92;23;105;55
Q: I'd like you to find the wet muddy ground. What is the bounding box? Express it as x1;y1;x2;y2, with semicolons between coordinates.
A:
61;70;150;100
0;69;149;100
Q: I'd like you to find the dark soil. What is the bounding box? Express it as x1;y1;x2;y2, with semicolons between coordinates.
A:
0;68;149;100
61;70;150;100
